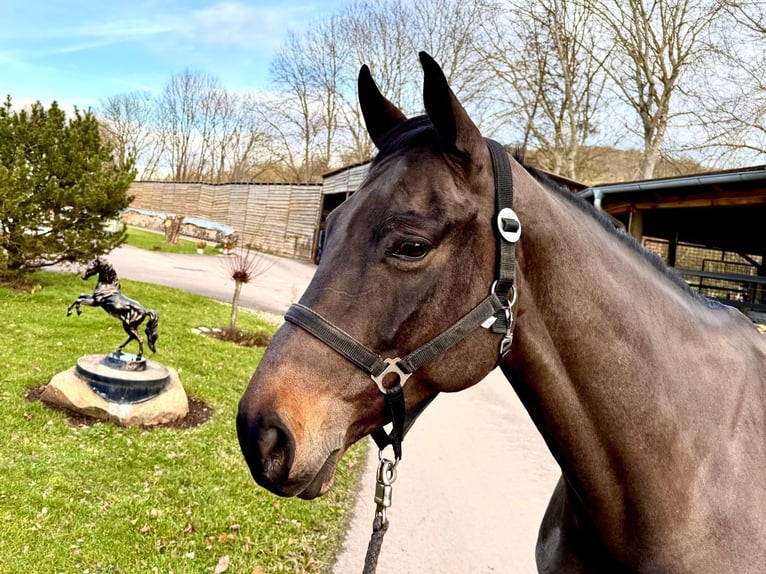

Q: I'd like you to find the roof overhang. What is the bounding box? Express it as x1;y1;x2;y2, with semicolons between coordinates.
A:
578;165;766;255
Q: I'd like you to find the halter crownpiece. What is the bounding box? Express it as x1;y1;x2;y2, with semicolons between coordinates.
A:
284;138;520;460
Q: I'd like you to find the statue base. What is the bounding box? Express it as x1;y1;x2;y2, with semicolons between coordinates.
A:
41;356;187;427
101;351;147;372
75;353;170;404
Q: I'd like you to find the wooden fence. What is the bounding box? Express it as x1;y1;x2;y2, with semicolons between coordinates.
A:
128;181;323;260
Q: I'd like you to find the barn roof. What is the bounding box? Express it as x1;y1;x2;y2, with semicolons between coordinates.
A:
578;165;766;255
579;164;766;213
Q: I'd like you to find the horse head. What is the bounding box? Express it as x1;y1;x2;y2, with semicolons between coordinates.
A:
237;52;504;499
81;257;120;287
81;257;105;280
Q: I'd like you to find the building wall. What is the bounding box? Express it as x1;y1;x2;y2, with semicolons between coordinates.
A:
321;162;370;196
128;181;322;260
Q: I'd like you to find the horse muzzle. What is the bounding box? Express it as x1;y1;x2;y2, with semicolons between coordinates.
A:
236;409;297;495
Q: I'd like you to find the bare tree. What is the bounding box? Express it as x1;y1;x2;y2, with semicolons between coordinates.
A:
224;93;276;182
345;0;489;127
268;31;327;181
692;1;766;165
225;247;275;329
477;0;610;179
197;87;254;183
98;91;164;179
341;0;419;111
588;0;725;179
151;70;271;183
266;2;415;176
156;70;223;181
305;16;348;172
410;0;490;114
272;0;490;167
97;0;759;185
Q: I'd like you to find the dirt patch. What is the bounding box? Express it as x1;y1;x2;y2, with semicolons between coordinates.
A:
200;326;272;348
25;386;213;429
0;275;39;293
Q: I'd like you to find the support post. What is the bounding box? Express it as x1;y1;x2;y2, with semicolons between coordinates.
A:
667;231;678;268
628;208;643;242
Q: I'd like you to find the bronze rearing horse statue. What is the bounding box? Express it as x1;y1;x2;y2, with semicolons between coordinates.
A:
237;52;766;572
67;257;159;359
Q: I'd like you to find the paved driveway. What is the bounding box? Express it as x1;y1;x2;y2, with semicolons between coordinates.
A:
92;245;316;316
79;246;560;573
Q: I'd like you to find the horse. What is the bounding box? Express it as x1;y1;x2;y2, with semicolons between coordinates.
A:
67;257;159;359
237;52;766;572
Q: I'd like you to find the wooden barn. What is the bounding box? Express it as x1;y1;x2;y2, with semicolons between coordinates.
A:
128;181;322;260
127;166;372;262
313;162;372;262
579;165;766;320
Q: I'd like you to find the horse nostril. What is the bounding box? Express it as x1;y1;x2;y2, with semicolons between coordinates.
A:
256;427;280;463
237;411;295;487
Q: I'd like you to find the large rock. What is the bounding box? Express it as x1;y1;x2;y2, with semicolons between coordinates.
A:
41;360;188;427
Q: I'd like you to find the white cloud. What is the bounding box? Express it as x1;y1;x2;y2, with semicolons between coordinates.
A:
178;1;321;50
2;1;342;60
0;0;347;100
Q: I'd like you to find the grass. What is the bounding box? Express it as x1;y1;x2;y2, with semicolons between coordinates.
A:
123;227;217;255
0;272;365;574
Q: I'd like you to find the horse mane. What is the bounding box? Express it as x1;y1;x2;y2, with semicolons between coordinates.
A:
515;156;722;310
97;259;120;286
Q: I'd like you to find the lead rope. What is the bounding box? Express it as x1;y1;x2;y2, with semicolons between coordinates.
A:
362;456;397;574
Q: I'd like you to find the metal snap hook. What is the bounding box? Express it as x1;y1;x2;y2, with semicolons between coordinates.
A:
376;457;398;485
373;457;398;524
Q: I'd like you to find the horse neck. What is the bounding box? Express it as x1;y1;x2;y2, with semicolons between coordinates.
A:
500;164;762;535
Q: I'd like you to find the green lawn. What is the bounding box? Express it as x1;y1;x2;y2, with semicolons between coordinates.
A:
123;227;218;255
0;272;365;573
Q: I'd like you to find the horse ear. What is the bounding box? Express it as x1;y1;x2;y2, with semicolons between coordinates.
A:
419;51;483;157
358;64;407;149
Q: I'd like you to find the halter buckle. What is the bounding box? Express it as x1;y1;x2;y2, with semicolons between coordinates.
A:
371;358;412;394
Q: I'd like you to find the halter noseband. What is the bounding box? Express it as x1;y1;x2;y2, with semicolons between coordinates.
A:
284;138;520;460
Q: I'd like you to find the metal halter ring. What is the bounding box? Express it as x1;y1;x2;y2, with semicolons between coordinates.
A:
376;457;398;484
490;282;518;309
371;358;412;394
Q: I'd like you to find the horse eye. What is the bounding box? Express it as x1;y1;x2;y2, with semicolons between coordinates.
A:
391;239;432;261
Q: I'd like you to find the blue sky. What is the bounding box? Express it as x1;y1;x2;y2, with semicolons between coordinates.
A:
1;0;347;111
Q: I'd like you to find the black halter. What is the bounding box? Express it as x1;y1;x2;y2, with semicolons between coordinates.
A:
284;138;520;460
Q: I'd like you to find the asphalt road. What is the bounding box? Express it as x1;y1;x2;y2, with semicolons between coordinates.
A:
75;246;560;573
87;245;317;317
332;371;561;574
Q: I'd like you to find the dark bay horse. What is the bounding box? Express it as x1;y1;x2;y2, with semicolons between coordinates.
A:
67;257;159;359
237;53;766;572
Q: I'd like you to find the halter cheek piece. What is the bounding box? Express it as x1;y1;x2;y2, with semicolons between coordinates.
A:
284;139;520;461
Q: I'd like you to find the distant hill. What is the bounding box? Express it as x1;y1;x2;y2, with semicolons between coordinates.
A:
524;146;709;186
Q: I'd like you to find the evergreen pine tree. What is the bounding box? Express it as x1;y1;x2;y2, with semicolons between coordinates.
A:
0;97;135;280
